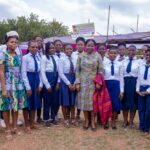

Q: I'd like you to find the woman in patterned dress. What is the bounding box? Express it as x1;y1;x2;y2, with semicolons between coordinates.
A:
75;39;103;130
0;36;28;139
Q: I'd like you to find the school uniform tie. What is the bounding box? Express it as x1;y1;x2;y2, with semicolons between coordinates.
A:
126;57;133;73
111;61;114;76
32;55;38;72
38;50;41;58
69;57;74;74
56;52;60;58
50;55;57;74
143;65;150;80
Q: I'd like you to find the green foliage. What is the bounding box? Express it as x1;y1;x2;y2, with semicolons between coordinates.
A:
0;13;69;43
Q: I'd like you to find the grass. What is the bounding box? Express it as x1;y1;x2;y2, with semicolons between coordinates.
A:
0;113;149;150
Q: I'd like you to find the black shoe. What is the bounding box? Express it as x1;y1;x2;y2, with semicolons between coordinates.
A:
37;118;43;123
45;122;51;128
91;127;97;132
50;120;59;126
104;121;109;130
83;125;89;130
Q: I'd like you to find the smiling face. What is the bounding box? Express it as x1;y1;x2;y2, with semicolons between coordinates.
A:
35;36;43;49
48;43;55;55
29;42;38;55
108;49;117;61
76;40;85;53
6;37;18;52
118;45;126;57
97;45;106;57
128;46;136;58
86;40;95;54
141;46;148;56
64;45;73;57
54;41;63;52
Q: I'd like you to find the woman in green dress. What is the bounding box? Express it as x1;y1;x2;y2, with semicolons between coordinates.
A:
75;39;103;131
0;36;28;139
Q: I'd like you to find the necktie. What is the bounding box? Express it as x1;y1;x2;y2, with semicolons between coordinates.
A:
56;52;60;58
38;50;41;58
126;57;133;73
50;55;57;74
111;61;114;76
144;65;149;80
32;55;38;72
69;57;74;74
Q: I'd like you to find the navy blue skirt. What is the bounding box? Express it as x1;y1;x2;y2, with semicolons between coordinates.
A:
105;80;122;112
27;72;42;110
122;77;138;111
59;73;76;106
43;72;58;99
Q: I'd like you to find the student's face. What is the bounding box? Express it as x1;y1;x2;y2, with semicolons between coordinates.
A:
55;41;63;52
29;42;38;55
76;41;84;53
128;47;136;58
97;46;105;57
49;44;55;55
6;38;18;51
86;41;95;54
108;49;117;61
35;37;43;48
118;46;126;56
145;52;150;63
141;46;148;56
65;45;73;57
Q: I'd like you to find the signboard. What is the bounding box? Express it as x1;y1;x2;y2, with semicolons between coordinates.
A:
71;23;95;39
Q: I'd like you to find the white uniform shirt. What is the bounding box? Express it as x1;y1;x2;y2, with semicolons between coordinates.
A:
136;61;150;93
40;55;59;89
72;51;84;68
103;59;124;92
21;53;42;90
55;52;65;59
116;55;126;62
58;54;76;85
123;56;140;77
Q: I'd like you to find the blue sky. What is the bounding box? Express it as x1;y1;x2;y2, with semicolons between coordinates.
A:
0;0;149;35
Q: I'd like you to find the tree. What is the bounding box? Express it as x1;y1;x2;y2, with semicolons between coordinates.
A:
0;13;69;43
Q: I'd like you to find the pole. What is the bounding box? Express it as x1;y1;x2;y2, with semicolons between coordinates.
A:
106;5;111;40
136;14;139;32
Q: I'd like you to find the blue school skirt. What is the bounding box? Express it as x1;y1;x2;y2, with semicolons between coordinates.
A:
105;80;122;112
43;72;58;100
59;73;76;106
122;76;138;111
27;72;42;110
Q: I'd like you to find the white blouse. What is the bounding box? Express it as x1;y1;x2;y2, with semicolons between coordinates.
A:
103;59;124;92
136;61;150;93
122;56;140;77
55;52;65;59
21;53;42;90
40;55;60;89
58;54;76;85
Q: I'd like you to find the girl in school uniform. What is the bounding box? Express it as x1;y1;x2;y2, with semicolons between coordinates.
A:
58;44;76;127
33;36;44;123
22;40;43;131
0;35;28;139
41;42;59;127
97;44;108;62
103;47;124;129
72;37;85;121
122;45;140;128
136;49;150;134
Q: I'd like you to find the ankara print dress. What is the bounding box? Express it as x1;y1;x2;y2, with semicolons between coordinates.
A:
0;50;28;111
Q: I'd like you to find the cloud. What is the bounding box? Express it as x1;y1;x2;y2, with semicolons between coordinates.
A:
0;0;149;35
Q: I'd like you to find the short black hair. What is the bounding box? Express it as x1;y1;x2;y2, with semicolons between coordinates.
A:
76;37;85;44
64;43;72;50
118;42;126;47
128;45;136;50
45;41;54;60
85;39;96;46
54;39;63;45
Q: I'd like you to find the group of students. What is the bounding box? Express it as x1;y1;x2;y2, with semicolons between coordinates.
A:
0;30;150;140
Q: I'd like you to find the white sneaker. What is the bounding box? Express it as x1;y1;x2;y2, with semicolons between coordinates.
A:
17;119;23;126
0;119;6;128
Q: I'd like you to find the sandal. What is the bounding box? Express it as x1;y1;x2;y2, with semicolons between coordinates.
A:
30;124;40;130
5;129;13;140
12;128;21;135
64;120;70;128
25;126;32;134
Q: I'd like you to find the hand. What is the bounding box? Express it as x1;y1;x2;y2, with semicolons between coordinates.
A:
96;84;101;90
55;83;60;91
72;84;76;91
68;84;74;91
119;92;124;101
75;84;80;92
137;91;148;97
27;90;32;97
47;87;52;93
2;90;8;98
38;87;42;95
